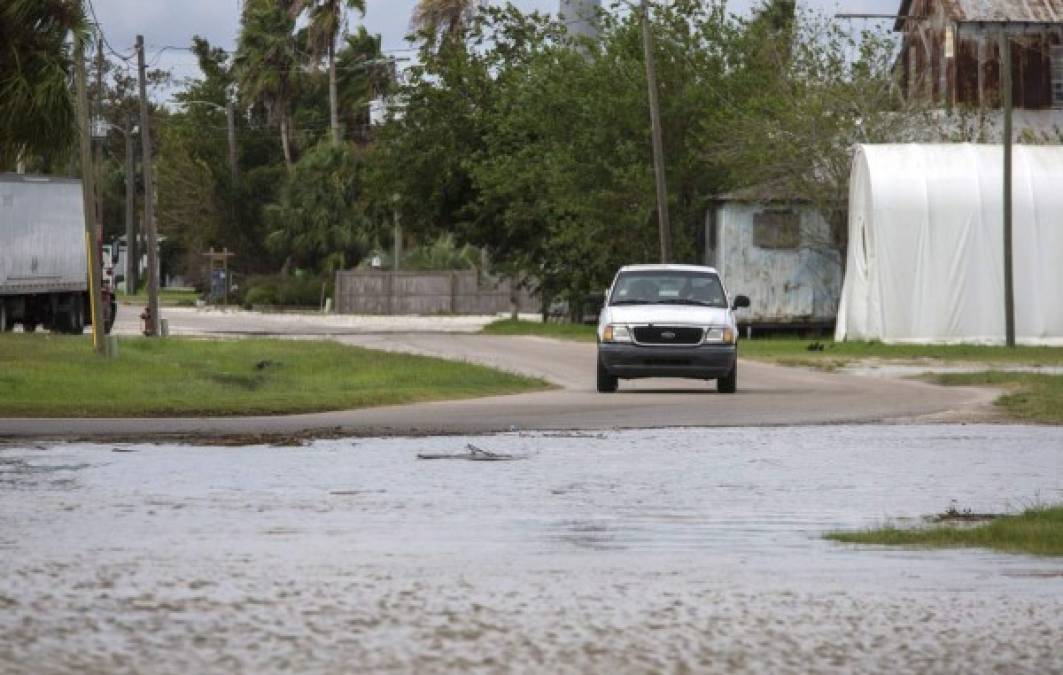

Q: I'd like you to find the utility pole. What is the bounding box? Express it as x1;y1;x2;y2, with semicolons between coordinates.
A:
74;31;106;353
94;35;105;246
226;89;239;183
124;116;137;294
640;0;672;263
136;35;161;336
1000;29;1015;348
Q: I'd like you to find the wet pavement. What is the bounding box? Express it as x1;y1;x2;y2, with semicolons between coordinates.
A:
2;425;1062;674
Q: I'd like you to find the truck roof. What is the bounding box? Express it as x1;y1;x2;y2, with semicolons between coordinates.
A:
0;173;82;185
617;264;720;274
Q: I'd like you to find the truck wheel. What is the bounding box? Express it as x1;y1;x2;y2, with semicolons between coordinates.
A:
597;359;618;393
22;322;37;333
717;359;737;394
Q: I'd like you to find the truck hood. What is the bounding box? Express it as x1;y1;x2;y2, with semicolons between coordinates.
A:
601;304;731;327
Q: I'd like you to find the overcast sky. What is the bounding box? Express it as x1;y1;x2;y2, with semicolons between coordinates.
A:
89;0;895;98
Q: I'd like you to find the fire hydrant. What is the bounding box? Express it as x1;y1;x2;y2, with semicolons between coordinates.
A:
139;306;153;336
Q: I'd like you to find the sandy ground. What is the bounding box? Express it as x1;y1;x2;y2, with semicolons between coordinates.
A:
2;425;1062;674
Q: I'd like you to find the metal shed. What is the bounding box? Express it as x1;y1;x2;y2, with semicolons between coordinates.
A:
706;187;844;330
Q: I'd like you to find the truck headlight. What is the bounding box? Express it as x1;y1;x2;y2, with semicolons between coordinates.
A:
703;326;736;345
602;324;632;343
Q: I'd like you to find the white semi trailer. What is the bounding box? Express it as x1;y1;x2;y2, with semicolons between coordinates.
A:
0;174;116;334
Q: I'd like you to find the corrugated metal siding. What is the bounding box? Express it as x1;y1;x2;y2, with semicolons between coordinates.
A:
0;175;87;295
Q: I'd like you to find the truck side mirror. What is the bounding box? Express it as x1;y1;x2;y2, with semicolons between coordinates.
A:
732;295;750;310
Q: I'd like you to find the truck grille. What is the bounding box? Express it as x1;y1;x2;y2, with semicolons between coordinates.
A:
632;326;703;345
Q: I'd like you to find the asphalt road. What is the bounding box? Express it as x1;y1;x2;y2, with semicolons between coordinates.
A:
0;305;996;441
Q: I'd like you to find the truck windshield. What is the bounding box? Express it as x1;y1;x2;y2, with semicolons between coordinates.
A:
609;270;727;308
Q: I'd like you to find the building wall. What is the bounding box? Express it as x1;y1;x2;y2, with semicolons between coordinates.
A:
707;202;843;325
898;0;1063;110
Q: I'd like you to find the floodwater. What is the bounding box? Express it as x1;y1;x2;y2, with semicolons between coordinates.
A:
2;425;1062;674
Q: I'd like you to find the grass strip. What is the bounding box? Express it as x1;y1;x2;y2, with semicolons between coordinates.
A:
926;371;1063;424
0;334;549;418
482;319;597;342
740;338;1063;368
826;505;1063;557
119;288;200;307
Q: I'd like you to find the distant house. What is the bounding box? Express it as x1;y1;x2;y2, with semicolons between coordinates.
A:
706;187;843;331
896;0;1063;116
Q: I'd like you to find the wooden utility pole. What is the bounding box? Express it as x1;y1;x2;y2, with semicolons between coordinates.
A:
74;31;106;353
124;116;137;293
93;35;105;246
226;93;239;183
641;0;672;264
136;35;161;336
1000;29;1016;347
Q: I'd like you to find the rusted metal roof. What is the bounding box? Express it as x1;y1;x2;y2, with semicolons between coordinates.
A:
896;0;1063;28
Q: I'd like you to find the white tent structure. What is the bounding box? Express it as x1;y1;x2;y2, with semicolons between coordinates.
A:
836;144;1063;345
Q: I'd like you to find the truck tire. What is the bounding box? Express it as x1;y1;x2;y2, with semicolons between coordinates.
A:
597;358;618;393
717;359;737;394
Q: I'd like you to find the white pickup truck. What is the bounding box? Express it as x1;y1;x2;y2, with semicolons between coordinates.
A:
596;264;749;394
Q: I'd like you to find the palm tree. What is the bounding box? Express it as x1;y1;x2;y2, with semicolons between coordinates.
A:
336;27;392;143
293;0;366;145
235;0;299;171
410;0;480;41
0;0;85;169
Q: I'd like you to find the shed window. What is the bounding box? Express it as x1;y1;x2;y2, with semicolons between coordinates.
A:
1052;46;1063;109
753;210;800;250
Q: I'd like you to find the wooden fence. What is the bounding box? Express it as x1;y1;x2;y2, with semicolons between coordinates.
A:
334;270;539;315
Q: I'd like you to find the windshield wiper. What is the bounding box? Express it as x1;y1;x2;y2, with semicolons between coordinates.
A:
610;299;654;305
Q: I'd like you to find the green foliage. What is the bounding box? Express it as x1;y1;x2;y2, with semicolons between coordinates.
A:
243;273;332;308
0;0;84;168
369;2;915;308
366;234;481;271
0;334;548;417
265;141;375;273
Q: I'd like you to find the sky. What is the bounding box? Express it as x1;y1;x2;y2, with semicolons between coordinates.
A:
89;0;896;98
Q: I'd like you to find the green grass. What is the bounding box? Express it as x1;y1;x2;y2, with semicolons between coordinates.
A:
120;288;200;307
0;334;549;417
740;338;1063;369
482;319;597;342
826;505;1063;557
927;371;1063;424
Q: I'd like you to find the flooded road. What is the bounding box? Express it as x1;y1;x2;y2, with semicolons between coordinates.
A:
2;425;1062;674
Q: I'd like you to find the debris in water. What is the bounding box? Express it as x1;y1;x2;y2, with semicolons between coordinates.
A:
417;443;523;461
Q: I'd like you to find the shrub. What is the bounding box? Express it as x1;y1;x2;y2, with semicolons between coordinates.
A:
243;274;332;308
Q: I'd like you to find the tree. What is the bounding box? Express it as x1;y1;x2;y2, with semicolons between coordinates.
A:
0;0;85;169
265;141;375;273
235;0;300;171
294;0;366;145
336;27;394;144
411;0;480;41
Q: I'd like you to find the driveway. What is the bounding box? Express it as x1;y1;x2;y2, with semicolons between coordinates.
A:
0;305;996;441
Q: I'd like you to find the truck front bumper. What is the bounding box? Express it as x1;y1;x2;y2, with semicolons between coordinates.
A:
598;342;737;380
